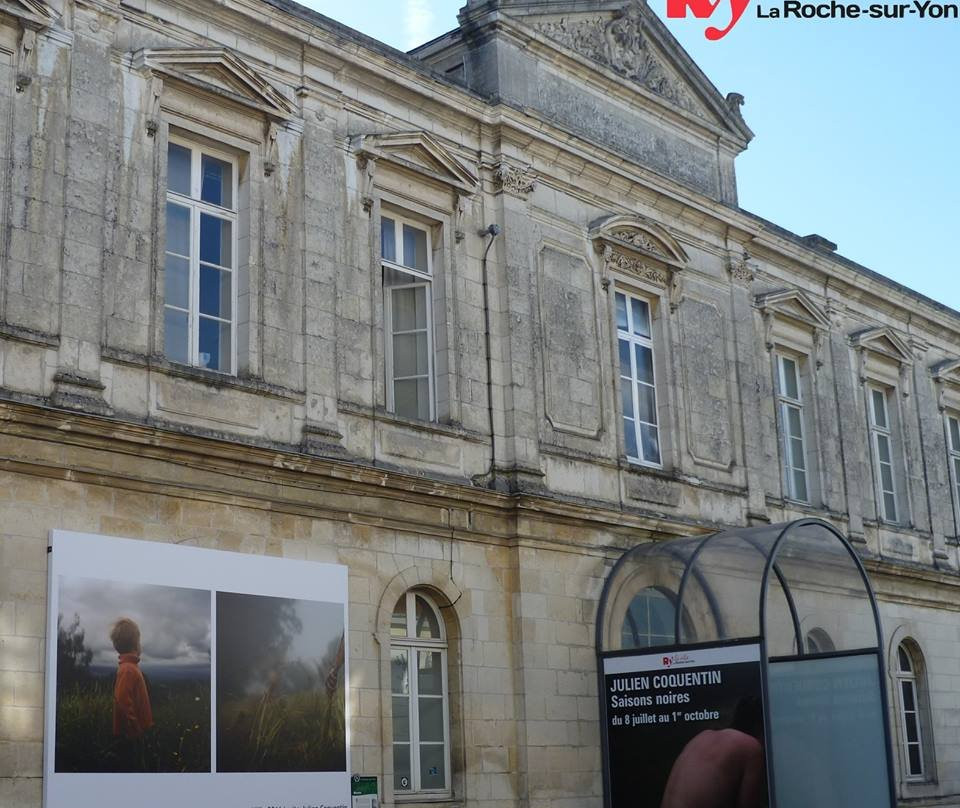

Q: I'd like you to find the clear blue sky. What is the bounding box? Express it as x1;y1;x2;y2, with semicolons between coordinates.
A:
302;1;960;311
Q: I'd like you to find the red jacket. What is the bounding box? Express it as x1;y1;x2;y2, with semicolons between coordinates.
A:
113;654;154;738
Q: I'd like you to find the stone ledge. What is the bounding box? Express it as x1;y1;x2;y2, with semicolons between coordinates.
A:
338;399;488;444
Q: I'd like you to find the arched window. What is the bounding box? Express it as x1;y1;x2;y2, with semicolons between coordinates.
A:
620;587;676;649
391;590;450;796
804;627;835;654
895;642;927;779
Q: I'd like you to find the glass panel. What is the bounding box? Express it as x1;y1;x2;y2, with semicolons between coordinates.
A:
781;356;799;399
904;715;919;744
418;697;444;742
635;345;654;385
419;745;446;790
415;597;441;640
391;596;408;637
393;743;411;791
883;492;898;522
768;654;892;808
877;435;892;465
623;418;638;459
787;406;803;440
901;681;916;712
201;153;233;208
640;424;660;465
167;143;191;195
872;390;887;427
164;254;189;310
198;317;231;372
879;460;895;493
417;650;443;696
793;468;808;502
908;744;923;775
381;217;397;262
200;213;232;267
391;649;409;694
393;333;428;378
950;417;960;452
394;378;430;421
630;297;650;337
200;265;231;319
166;202;191;256
790;438;806;469
618;339;631;379
391;285;428;332
646;591;674;635
402;223;429;272
620;384;634;421
392;695;410;742
637;384;657;425
163;308;189;365
898;647;911;673
615;293;628;331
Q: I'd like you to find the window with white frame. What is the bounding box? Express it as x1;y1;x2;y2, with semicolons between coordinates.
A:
896;642;926;779
868;386;900;523
775;353;809;503
391;590;450;796
164;137;238;374
381;214;435;421
946;415;960;518
615;290;661;466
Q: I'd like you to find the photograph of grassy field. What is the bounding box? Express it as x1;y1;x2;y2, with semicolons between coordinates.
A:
216;591;346;772
53;577;211;773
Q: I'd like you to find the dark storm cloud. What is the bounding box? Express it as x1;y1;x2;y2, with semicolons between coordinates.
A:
58;577;211;667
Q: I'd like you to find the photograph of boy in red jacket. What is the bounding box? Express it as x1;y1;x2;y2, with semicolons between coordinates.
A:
110;618;154;769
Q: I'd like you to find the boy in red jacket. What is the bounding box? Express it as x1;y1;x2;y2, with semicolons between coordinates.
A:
110;618;154;770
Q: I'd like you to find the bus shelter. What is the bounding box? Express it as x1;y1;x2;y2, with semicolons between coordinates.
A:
595;518;896;808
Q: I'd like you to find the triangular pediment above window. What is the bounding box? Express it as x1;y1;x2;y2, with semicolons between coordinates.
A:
460;0;752;143
931;358;960;386
351;131;478;194
755;289;830;331
130;48;296;121
0;0;57;27
850;326;913;364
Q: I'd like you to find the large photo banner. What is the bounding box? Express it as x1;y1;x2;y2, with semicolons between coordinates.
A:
44;530;349;808
603;642;766;808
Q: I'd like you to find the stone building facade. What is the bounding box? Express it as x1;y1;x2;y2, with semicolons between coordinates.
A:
0;0;959;805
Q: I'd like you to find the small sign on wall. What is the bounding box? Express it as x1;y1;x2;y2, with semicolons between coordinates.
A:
351;774;378;808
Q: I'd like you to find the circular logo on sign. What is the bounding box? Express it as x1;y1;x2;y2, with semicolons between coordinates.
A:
400;777;409;788
353;775;360;783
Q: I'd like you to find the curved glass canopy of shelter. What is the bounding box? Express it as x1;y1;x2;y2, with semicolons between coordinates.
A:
597;519;895;808
598;518;881;658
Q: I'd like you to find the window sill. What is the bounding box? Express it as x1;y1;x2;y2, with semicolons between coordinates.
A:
338;400;487;444
394;797;459;807
101;348;304;402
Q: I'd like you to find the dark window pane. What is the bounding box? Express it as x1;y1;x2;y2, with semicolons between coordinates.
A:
951;417;960;452
417;650;443;695
781;356;799;399
908;744;922;775
200;265;231;319
419;744;446;790
391;649;409;695
637;384;657;425
201;153;233;208
792;469;808;502
164;254;189;310
898;647;911;673
901;681;916;712
167;143;191;195
393;743;411;791
391;596;407;637
883;492;898;522
635;345;654;385
163;308;188;364
415;598;441;641
615;293;628;331
872;390;887;427
392;695;410;742
640;424;661;464
631;297;650;337
381;217;396;262
620;383;634;421
904;714;919;744
200;214;232;267
418;697;444;742
166;202;191;256
402;224;429;272
618;339;631;379
623;417;638;459
198;316;231;372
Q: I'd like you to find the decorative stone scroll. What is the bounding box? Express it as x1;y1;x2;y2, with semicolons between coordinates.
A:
493;162;536;198
532;0;698;114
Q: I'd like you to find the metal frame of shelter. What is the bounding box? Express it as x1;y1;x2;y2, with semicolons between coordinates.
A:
595;518;897;808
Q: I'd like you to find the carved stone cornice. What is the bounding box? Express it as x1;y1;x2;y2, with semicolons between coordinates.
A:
600;245;669;288
493;162;536;199
531;0;698;114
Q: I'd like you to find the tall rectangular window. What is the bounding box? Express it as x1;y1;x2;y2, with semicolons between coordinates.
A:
947;415;960;520
165;138;238;374
381;214;435;421
615;290;661;466
775;353;809;503
868;386;899;523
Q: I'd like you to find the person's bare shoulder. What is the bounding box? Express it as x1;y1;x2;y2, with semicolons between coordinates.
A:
681;728;762;762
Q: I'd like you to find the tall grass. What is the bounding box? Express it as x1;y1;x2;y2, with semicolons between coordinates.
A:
217;681;345;772
55;676;210;773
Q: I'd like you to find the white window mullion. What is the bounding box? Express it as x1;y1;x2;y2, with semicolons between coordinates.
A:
190;201;200;367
